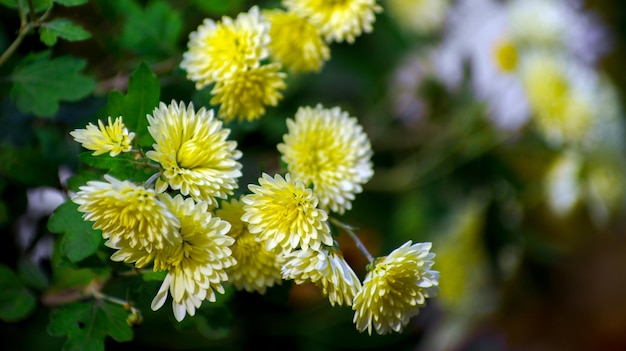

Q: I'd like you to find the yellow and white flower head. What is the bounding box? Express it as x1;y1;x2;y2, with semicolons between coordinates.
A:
386;0;450;34
520;50;600;148
216;197;285;294
70;116;135;157
352;241;439;335
209;63;287;123
146;100;242;206
72;174;181;268
241;173;334;253
180;5;270;89
282;245;362;306
277;104;374;215
508;0;610;64
431;0;530;131
264;9;330;74
151;194;235;322
283;0;383;44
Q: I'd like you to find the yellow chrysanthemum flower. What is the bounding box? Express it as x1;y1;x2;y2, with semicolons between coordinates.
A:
521;52;593;146
241;173;334;253
386;0;450;34
146;100;242;206
352;241;439;335
283;0;383;43
264;9;330;73
210;63;287;123
151;194;235;322
72;174;181;268
180;5;270;89
216;197;285;294
70;116;135;157
282;245;362;306
277;104;374;215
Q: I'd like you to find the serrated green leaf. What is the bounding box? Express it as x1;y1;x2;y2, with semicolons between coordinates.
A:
48;200;101;263
105;63;159;147
48;300;133;351
54;0;88;6
39;18;91;46
17;259;50;291
10;51;95;117
0;264;36;322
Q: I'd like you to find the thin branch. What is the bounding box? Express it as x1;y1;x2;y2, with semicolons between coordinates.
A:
329;217;375;263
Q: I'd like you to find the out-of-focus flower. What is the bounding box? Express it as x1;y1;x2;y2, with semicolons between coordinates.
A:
544;151;583;217
151;194;235;322
70;116;135;157
585;157;626;226
216;197;285;294
386;0;450;34
241;173;333;253
180;6;269;89
146;100;242;206
264;9;330;73
277;104;374;214
387;51;431;126
283;0;382;44
209;63;287;122
352;241;439;335
72;174;181;268
282;245;362;306
431;0;530;131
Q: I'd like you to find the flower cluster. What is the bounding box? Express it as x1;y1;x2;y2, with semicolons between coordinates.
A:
180;1;381;122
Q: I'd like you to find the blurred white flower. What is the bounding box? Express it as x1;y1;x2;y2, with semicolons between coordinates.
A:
386;0;451;34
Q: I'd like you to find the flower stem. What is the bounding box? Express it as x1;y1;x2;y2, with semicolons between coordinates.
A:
330;217;375;262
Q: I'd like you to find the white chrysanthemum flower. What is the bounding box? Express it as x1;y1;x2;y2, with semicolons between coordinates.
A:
386;0;450;34
151;194;235;322
283;0;382;44
544;151;583;217
353;241;439;335
72;174;181;268
70;116;135;157
180;5;270;89
216;197;285;294
241;173;334;253
282;245;362;306
146;100;242;206
277;104;374;214
431;0;530;131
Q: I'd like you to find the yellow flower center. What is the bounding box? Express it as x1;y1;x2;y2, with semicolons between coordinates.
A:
492;39;518;72
177;139;210;169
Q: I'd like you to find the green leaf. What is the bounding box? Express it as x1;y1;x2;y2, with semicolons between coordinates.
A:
78;152;156;182
0;264;36;322
105;63;160;147
39;18;91;46
17;259;50;291
190;0;246;14
48;300;133;351
117;0;182;59
33;0;52;11
141;270;166;282
48;200;102;263
0;0;17;8
10;51;95;117
0;145;60;186
54;0;88;6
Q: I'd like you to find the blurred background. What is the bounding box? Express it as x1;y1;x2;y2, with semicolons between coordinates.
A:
2;0;626;350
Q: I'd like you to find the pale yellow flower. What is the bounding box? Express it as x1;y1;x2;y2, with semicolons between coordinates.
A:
180;5;270;89
241;173;333;253
70;116;135;156
264;9;330;73
151;194;235;322
146;100;242;206
72;174;181;268
386;0;450;34
282;245;362;306
283;0;382;43
216;197;285;294
277;104;374;215
209;63;287;123
353;241;439;335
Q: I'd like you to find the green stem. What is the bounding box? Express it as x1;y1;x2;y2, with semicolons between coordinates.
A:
0;24;30;68
329;217;375;263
